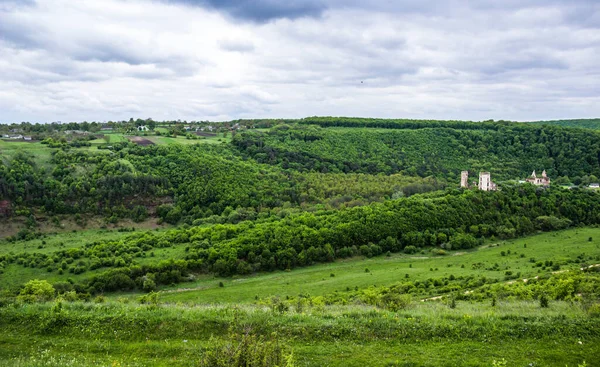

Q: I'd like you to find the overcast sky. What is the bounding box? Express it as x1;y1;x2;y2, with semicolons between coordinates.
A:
1;0;599;123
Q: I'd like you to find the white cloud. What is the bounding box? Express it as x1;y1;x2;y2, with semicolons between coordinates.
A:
0;0;599;122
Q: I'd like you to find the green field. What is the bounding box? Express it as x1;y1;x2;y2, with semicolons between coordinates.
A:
1;227;599;366
1;299;597;367
149;228;599;304
0;139;55;169
2;226;599;300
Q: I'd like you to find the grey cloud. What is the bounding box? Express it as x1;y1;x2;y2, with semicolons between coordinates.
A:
166;0;326;22
1;0;600;123
477;53;570;76
0;5;203;77
218;38;255;52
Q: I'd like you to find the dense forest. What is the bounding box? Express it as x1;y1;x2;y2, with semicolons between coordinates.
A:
233;122;600;180
2;118;600;229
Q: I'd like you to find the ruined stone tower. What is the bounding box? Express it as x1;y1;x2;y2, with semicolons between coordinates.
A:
478;172;497;191
460;171;469;188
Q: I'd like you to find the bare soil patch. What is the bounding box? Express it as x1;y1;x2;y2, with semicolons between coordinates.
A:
128;136;155;146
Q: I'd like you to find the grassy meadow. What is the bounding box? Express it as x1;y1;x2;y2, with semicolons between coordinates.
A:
117;228;599;303
1;227;599;300
1;227;599;366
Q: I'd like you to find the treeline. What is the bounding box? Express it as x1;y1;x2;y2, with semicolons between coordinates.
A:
3;186;600;294
296;116;512;130
527;118;600;130
233;123;600;180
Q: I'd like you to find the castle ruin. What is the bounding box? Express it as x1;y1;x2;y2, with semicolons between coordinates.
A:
460;171;497;191
460;171;469;188
478;172;497;191
526;170;550;186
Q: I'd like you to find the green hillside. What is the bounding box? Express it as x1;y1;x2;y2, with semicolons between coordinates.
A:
1;118;600;366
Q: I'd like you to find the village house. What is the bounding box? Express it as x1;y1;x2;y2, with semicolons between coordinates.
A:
526;170;550;186
589;183;599;189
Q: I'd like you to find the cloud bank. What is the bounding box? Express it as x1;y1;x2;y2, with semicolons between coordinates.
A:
0;0;599;122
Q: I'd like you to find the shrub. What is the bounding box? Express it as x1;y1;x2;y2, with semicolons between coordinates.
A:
139;291;159;306
199;331;295;367
17;279;55;303
540;294;549;308
404;245;417;254
380;293;412;312
143;278;157;292
587;303;600;318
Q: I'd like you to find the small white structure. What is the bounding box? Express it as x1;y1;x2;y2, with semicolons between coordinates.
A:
460;171;469;188
478;172;497;191
23;136;32;141
589;183;600;189
526;170;550;186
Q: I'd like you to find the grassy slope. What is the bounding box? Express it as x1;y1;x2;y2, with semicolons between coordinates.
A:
3;227;597;301
142;228;600;304
1;229;599;366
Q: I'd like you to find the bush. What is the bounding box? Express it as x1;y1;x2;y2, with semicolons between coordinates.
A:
380;293;412;311
199;331;295;367
540;294;549;308
587;303;600;317
143;278;157;292
535;216;572;231
404;245;417;254
17;279;55;303
139;291;159;306
448;233;477;249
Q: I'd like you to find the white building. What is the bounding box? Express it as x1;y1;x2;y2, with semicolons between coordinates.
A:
478;172;497;191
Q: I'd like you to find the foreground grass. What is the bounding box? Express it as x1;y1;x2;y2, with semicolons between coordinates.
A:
0;300;597;366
